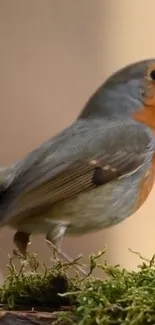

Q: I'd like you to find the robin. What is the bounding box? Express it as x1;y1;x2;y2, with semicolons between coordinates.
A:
0;58;155;274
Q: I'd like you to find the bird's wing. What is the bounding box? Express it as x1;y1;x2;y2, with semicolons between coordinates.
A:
6;119;153;222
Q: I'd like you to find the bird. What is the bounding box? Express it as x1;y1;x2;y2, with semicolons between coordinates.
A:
0;58;155;274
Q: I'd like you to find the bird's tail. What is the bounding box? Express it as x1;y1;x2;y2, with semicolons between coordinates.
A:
0;165;15;195
0;164;18;227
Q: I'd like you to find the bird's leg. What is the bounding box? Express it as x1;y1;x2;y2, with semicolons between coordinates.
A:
45;224;87;276
13;231;31;256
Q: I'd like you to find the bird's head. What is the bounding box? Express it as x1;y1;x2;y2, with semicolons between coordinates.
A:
79;59;155;128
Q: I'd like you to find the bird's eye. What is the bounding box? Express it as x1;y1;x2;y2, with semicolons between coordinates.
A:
150;69;155;81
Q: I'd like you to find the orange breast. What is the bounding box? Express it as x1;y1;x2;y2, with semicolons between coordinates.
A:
132;64;155;210
136;154;155;210
133;105;155;132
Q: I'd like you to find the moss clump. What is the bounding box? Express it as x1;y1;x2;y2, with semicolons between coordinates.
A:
1;248;155;324
0;249;81;310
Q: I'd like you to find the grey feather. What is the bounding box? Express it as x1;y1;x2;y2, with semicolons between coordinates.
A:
0;117;153;227
7;119;153;190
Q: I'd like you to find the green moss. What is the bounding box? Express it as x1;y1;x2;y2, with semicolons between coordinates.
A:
1;248;155;324
0;249;82;310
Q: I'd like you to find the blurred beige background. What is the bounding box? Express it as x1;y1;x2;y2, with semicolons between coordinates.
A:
0;0;155;281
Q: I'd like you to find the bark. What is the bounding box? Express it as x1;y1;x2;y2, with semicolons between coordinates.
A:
0;310;72;325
